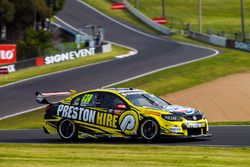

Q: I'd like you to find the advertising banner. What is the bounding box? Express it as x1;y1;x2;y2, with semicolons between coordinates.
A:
111;3;125;10
0;44;16;64
0;67;9;74
36;57;45;66
235;41;250;51
152;18;168;25
44;48;95;65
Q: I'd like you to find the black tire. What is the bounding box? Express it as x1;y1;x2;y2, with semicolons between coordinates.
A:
140;118;160;141
58;119;78;140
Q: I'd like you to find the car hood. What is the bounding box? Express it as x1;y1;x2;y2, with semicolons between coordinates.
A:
162;105;197;115
144;105;198;115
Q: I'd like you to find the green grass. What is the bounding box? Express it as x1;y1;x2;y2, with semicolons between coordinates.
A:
83;0;160;35
0;45;130;86
0;144;250;167
127;0;250;40
0;109;44;130
210;122;250;126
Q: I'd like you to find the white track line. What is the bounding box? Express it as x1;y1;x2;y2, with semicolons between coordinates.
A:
0;0;219;120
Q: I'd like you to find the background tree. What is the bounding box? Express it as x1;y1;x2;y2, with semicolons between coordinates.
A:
17;27;52;60
0;0;15;40
1;0;65;60
0;0;15;23
6;0;50;40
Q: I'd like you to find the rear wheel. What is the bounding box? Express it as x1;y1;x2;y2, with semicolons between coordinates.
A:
58;119;77;140
140;119;159;141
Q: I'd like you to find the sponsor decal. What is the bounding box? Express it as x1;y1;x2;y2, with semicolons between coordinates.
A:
96;111;118;128
45;48;95;65
170;126;181;134
118;111;139;135
0;64;16;73
185;123;203;129
120;115;135;132
121;91;145;96
56;104;118;129
0;44;16;64
56;105;139;134
164;105;195;115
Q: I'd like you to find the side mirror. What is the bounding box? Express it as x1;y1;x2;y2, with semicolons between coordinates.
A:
115;104;127;110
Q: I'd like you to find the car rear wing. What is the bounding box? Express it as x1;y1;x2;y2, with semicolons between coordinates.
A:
35;90;76;104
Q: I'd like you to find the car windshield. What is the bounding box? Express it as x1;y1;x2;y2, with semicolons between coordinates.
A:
126;93;170;107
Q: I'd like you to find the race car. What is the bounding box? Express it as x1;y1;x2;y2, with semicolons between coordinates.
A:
36;88;211;141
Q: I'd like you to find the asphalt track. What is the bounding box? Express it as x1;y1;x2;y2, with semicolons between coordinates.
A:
0;126;250;146
1;0;248;147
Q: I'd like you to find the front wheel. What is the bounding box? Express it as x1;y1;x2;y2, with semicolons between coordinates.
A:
140;119;160;141
58;119;78;140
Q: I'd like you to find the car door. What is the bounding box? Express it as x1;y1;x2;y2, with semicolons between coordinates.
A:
70;92;100;125
70;91;139;137
98;92;140;136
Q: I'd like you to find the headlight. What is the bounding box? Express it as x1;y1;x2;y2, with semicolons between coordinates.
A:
162;114;183;121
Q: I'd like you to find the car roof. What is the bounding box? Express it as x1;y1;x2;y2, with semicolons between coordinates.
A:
105;88;147;95
72;88;147;98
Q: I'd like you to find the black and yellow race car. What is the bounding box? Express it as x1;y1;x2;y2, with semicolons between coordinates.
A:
36;88;211;141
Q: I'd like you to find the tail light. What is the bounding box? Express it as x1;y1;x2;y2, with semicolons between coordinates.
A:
45;104;53;112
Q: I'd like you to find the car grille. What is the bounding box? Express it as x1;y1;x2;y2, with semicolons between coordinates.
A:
184;114;203;121
187;127;207;136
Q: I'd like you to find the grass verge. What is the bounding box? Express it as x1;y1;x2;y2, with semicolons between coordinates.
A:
83;0;160;35
0;109;44;130
0;45;130;86
127;0;250;40
0;144;250;167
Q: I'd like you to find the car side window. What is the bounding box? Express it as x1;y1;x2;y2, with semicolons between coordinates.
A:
72;96;81;106
100;93;125;109
71;93;99;107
